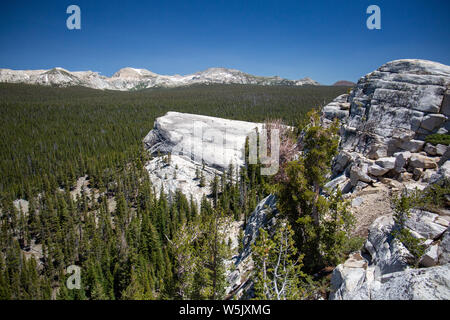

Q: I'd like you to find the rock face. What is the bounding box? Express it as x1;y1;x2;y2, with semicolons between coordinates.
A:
330;212;450;300
322;94;351;126
0;67;319;90
322;59;450;193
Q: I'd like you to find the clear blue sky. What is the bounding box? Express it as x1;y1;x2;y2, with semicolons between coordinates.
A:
1;0;449;84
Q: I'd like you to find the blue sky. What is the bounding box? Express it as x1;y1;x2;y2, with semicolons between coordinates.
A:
1;0;449;84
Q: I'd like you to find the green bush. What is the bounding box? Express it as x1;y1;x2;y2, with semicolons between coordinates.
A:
425;133;450;146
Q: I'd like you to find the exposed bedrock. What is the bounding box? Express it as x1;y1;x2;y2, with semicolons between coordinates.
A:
143;111;263;170
322;59;450;193
143;112;263;204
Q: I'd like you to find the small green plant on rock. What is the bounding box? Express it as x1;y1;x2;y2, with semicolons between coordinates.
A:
425;133;450;146
391;189;426;267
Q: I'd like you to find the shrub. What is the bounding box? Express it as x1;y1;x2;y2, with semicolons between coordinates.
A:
425;133;450;146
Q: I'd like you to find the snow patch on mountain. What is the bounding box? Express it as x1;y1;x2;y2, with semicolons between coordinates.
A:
0;66;320;90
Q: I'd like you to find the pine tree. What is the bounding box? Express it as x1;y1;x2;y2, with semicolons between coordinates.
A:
275;109;353;272
252;221;309;300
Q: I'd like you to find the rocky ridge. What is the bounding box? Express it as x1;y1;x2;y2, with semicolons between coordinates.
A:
323;59;450;195
0;66;320;91
322;59;450;300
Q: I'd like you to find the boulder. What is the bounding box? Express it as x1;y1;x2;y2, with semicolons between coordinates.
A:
336;60;450;161
419;244;439;267
324;174;351;193
368;164;389;176
436;144;448;156
400;140;425;153
439;148;450;165
420;114;447;132
369;265;450;300
424;143;438;156
367;144;388;160
143;111;263;170
394;151;411;173
350;163;373;186
409;153;437;169
438;228;450;265
413;167;423;180
399;172;414;182
375;157;396;170
429;160;450;184
405;209;447;240
332;151;353;174
330;252;370;300
364;215;412;275
422;169;437;183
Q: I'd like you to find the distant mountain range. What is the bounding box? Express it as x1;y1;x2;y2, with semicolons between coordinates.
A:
0;67;321;91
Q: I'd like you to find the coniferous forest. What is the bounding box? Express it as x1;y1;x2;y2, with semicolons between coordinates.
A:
0;83;351;300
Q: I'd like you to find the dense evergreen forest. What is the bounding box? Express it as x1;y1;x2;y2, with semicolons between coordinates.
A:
0;83;350;300
0;83;347;200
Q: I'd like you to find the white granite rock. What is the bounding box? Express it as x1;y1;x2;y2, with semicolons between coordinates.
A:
419;244;439;267
144;112;263;170
368;164;389;176
421;114;447;132
438;228;450;265
350;162;374;186
436;144;448;156
375;157;396;170
394;151;411;173
334;59;449;160
369;264;450;300
144;154;219;205
405;209;447;240
409;153;437;169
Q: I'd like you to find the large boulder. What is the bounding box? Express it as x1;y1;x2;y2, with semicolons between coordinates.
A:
143;111;263;170
368;164;389;176
409;153;438;169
